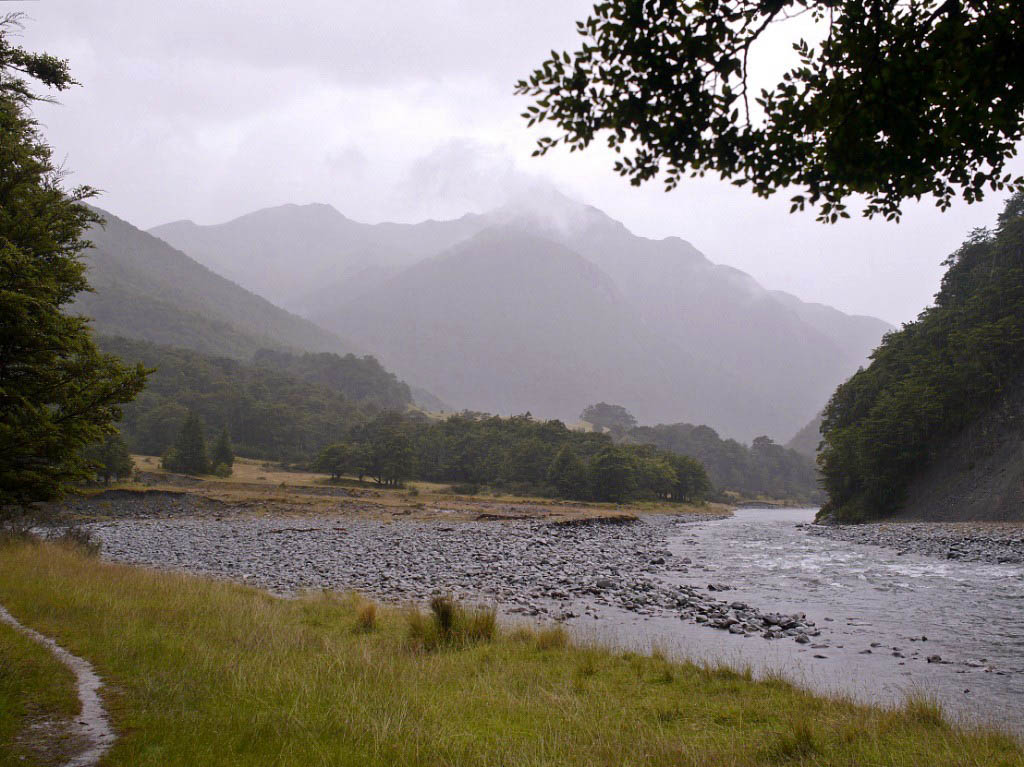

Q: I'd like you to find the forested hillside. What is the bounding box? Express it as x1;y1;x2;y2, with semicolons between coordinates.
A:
786;415;824;459
318;412;710;503
155;192;891;442
100;337;406;462
74;208;358;359
625;423;821;503
102;336;814;501
250;349;411;410
819;194;1024;522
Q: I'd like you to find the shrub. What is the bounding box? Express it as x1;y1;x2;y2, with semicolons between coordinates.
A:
55;526;100;556
355;602;377;633
533;625;568;651
212;462;232;478
406;596;496;650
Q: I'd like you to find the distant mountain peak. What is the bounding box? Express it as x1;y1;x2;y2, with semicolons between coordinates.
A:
148;191;892;441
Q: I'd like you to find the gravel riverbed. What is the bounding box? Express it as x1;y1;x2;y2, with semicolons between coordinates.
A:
87;512;822;643
805;521;1024;564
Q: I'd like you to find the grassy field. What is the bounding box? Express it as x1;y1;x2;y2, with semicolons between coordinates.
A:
72;455;732;524
0;607;79;766
1;538;1021;766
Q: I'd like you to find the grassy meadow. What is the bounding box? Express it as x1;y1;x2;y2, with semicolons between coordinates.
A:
1;538;1021;766
74;455;731;524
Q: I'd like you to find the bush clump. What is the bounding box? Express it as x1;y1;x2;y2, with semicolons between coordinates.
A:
407;596;496;650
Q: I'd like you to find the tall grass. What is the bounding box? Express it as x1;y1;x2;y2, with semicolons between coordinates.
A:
0;540;1020;767
406;595;497;650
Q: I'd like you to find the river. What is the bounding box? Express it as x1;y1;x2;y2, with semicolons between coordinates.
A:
584;507;1024;733
86;504;1024;733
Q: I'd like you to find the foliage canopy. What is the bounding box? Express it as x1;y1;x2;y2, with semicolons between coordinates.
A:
516;1;1024;222
819;192;1024;521
0;16;147;509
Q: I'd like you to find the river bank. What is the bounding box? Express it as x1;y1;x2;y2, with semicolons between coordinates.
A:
36;489;1024;735
5;540;1019;766
805;521;1024;564
86;512;821;642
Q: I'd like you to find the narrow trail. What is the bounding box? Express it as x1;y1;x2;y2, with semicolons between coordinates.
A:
0;603;115;767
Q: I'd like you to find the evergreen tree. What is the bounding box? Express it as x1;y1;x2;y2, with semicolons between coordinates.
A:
211;427;234;474
314;443;357;480
666;454;712;503
371;427;415;487
84;433;134;485
0;16;148;512
588;447;637;502
546;445;588;499
580;403;637;434
163;412;209;475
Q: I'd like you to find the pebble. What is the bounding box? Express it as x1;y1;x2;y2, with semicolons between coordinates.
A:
77;506;821;644
806;522;1024;565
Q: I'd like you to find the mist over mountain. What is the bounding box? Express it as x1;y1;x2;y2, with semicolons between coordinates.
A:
74;207;359;359
152;191;892;441
320;227;688;422
150;204;489;312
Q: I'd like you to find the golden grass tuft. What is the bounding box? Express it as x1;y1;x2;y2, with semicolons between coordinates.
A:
354;601;377;633
406;596;497;651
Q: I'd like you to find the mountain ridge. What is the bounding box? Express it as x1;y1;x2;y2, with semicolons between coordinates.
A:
75;206;360;360
150;193;893;441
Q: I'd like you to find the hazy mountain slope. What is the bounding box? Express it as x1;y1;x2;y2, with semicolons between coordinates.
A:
786;414;824;459
315;227;691;423
74;207;357;359
150;204;488;311
768;291;892;370
495;196;891;438
155;191;891;440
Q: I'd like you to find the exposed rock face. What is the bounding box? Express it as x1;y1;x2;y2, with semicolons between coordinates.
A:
895;371;1024;522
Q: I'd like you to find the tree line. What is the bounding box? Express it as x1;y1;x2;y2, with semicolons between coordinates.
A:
103;340;816;502
98;336;400;464
314;411;711;503
819;193;1024;522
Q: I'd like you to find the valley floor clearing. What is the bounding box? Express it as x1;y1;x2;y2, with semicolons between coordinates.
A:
1;538;1021;767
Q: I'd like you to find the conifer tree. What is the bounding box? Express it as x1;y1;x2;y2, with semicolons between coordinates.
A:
0;16;148;512
211;427;234;474
164;412;209;475
546;444;588;499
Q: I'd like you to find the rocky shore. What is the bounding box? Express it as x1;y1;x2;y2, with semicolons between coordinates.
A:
804;521;1024;564
85;512;821;643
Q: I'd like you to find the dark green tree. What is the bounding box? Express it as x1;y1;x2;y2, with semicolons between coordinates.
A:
314;442;358;480
580;403;637;434
211;427;234;474
666;454;712;503
0;16;148;512
547;444;590;498
589;447;638;502
819;192;1024;522
357;413;417;487
517;2;1024;222
634;455;677;500
84;433;134;485
163;412;209;475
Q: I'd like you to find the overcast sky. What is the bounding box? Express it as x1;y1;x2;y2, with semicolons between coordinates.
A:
13;1;1022;325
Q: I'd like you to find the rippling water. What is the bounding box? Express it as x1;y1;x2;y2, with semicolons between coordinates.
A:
585;507;1024;732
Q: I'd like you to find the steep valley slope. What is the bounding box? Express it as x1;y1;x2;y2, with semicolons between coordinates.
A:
151;192;892;442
